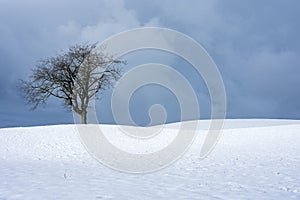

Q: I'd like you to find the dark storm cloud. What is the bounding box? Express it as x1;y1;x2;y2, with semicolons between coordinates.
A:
125;0;300;119
0;0;299;127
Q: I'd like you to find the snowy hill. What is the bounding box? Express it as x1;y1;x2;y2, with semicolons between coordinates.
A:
1;120;300;200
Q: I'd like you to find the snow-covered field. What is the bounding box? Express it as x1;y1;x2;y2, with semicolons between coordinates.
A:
1;119;300;200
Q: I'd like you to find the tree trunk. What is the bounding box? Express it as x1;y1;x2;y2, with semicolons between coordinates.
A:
81;110;87;124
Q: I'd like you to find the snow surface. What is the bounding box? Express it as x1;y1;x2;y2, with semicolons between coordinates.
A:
1;119;300;200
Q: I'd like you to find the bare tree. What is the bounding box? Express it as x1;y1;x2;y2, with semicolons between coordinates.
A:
20;43;124;124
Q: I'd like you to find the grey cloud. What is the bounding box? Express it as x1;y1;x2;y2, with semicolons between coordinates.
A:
123;0;300;119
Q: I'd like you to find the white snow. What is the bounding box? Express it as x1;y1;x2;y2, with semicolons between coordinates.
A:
1;120;300;200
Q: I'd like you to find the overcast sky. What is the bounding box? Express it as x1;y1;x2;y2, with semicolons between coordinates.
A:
0;0;300;127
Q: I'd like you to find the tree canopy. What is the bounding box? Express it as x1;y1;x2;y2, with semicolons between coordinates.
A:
20;43;125;124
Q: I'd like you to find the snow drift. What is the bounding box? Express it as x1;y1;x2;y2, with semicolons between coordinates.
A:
0;119;300;200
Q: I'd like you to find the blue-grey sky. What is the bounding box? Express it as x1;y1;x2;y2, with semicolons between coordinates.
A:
0;0;300;127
